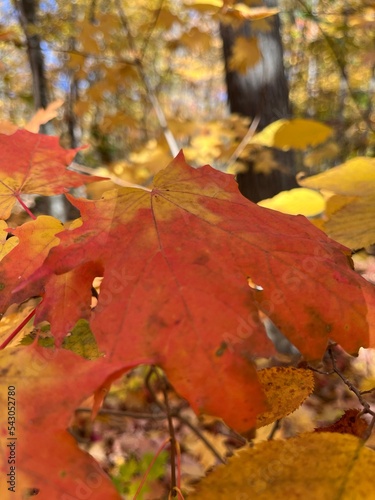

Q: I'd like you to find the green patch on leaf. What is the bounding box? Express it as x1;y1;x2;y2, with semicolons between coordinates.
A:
20;319;103;360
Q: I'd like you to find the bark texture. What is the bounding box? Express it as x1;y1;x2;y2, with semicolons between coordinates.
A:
16;0;50;112
220;0;297;202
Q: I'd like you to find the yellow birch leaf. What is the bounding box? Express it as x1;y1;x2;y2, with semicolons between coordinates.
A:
185;0;223;12
299;157;375;196
325;194;356;216
224;4;279;22
300;158;375;248
258;188;325;217
256;367;314;428
324;195;375;249
189;433;375;499
229;36;261;74
251;119;333;150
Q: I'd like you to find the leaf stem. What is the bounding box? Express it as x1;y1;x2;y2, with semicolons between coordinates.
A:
133;436;170;500
0;307;36;349
70;162;152;192
16;196;36;220
225;115;260;172
157;370;178;497
178;414;226;464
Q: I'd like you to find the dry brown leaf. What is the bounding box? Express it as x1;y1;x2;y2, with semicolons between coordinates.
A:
256;367;314;428
315;409;368;438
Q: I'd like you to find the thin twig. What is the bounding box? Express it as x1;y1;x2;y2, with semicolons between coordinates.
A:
267;419;280;440
364;415;375;442
360;388;375;396
328;347;374;413
54;48;137;67
328;345;375;441
145;366;165;411
175;440;182;493
158;373;178;497
114;0;180;157
178;414;226;464
225;427;248;446
225;115;260;172
78;366;227;466
133;437;170;500
69;161;152;191
76;407;167;420
140;0;164;58
306;364;334;376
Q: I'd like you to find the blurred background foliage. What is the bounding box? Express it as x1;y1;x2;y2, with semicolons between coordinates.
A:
0;0;374;201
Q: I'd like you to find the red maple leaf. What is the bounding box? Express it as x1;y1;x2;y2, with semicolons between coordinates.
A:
0;130;104;218
23;152;375;428
2;151;375;497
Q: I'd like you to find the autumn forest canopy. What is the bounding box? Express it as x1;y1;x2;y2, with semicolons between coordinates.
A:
0;0;375;499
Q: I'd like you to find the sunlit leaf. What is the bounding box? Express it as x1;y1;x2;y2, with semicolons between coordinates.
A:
189;433;375;499
258;188;325;217
251;119;333;150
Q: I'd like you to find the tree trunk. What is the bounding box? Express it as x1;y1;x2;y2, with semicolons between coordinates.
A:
220;0;297;202
15;0;77;220
15;0;49;114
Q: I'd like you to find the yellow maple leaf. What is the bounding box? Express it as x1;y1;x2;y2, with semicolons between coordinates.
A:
300;157;375;248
